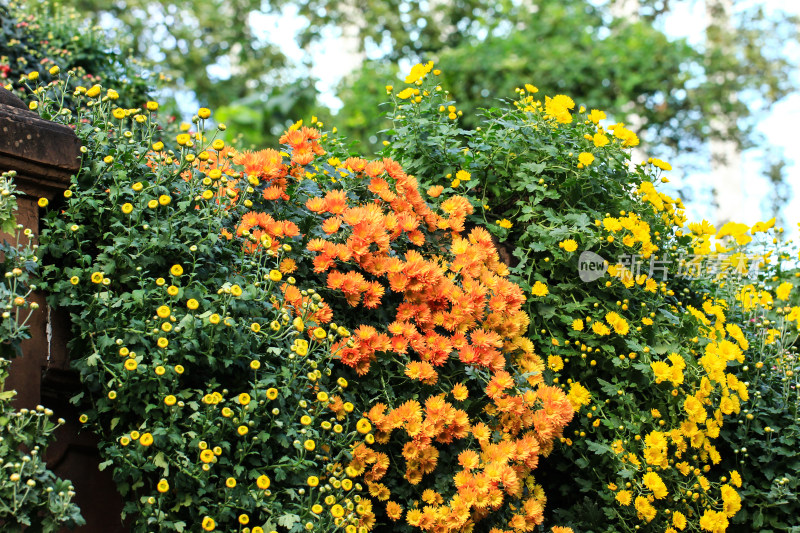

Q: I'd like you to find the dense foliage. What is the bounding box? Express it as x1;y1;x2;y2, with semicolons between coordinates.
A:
2;28;798;533
1;0;151;109
0;171;84;531
378;66;800;532
15;65;575;532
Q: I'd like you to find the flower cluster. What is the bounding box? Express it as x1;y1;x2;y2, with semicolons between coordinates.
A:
24;58;577;533
15;48;799;533
220;102;576;531
378;64;790;532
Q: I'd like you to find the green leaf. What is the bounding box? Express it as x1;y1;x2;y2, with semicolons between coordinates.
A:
153;451;168;470
277;514;300;529
86;352;101;367
753;509;764;528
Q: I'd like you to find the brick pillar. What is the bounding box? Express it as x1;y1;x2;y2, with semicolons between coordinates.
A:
1;87;126;532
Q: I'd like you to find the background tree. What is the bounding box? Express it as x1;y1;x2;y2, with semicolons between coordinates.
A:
1;0;151;109
55;0;798;164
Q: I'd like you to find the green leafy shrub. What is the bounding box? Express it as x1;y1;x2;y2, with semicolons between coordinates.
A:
28;60;574;533
1;0;151;109
7;18;799;531
709;236;800;532
0;171;84;531
379;65;783;532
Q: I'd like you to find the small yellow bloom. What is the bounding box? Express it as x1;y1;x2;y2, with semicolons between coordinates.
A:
237;425;249;436
578;152;595;166
497;219;513;229
225;477;236;488
303;439;315;451
238;393;251;405
164;395;176;406
396;88;415;99
307;476;319;487
38;197;49;208
531;281;549;297
124;359;138;371
257;475;271;489
121;203;133;214
139;432;153;446
198;108;211;119
230;285;243;297
356;418;372;434
146;101;159;111
266;388;279;400
158;194;171;206
559;239;578;252
201;516;215;531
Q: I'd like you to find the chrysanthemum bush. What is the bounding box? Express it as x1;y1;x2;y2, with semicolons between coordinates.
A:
1;0;151;109
23;63;575;533
13;55;799;533
0;171;84;530
380;64;798;532
704;235;800;532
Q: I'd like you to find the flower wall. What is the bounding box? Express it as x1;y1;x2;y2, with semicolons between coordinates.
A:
1;24;799;533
